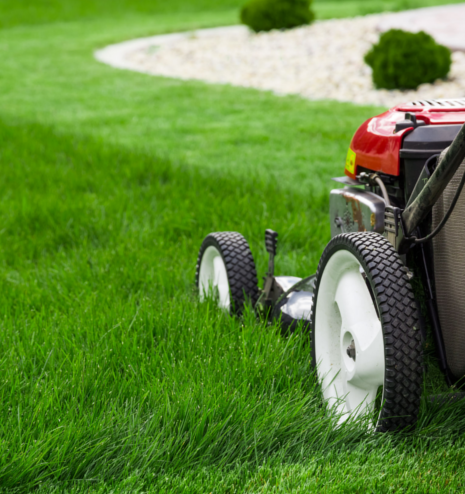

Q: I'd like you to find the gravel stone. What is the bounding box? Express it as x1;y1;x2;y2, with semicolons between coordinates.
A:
99;11;465;107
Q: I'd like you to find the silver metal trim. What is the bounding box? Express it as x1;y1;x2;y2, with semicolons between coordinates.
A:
280;291;313;321
275;276;302;293
330;187;386;238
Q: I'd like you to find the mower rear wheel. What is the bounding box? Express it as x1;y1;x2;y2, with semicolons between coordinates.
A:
311;232;423;431
196;232;259;315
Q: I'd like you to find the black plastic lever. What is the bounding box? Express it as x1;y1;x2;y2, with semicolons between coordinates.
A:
265;229;278;256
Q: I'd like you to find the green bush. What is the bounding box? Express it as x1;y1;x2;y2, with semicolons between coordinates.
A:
240;0;314;33
364;29;452;90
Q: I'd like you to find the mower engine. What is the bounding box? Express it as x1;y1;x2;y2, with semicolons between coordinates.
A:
331;99;465;382
333;99;465;234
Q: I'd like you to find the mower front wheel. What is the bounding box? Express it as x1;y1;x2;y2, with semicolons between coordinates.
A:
311;232;423;431
196;232;259;315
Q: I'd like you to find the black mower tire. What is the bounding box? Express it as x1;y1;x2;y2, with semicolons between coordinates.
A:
310;232;423;432
196;232;259;315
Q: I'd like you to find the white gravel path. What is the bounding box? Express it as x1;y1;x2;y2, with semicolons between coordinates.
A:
96;6;465;107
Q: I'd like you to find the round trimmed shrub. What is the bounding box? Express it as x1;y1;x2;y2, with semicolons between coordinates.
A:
240;0;314;33
364;29;452;90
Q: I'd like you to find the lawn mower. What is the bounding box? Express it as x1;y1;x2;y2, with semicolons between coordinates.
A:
195;98;465;432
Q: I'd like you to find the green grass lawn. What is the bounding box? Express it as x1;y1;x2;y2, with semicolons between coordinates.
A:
1;0;465;492
2;0;465;28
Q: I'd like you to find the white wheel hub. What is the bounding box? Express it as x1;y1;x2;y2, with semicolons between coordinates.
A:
314;249;385;423
198;246;230;310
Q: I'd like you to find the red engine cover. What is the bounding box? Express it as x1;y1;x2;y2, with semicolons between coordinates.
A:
345;100;465;179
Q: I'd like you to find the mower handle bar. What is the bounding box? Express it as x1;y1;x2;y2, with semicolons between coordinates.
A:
402;121;465;236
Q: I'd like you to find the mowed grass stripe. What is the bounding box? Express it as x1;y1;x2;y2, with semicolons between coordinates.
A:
0;15;382;195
